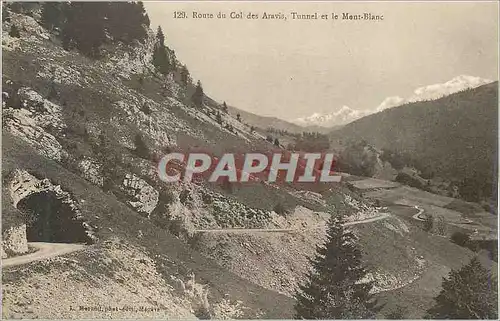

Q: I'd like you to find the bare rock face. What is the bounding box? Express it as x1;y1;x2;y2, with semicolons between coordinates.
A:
3;108;65;161
77;157;104;187
1;224;29;259
122;173;159;217
3;86;66;162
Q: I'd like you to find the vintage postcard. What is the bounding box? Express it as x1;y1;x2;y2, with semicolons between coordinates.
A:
1;1;498;319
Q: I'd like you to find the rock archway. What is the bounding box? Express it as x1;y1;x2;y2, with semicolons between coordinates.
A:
8;169;96;245
18;190;93;243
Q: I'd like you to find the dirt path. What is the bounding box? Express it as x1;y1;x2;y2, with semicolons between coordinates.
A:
2;242;86;268
411;206;425;221
195;212;391;234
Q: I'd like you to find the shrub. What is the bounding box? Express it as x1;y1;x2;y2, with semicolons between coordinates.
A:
168;217;186;238
133;133;150;159
385;305;407;319
9;25;20;38
273;202;288;216
201;192;213;205
140;102;152;115
422;214;434;232
179;189;191;205
187;232;204;251
436;215;446;236
159;189;175;205
395;172;424;189
450;231;471;247
47;83;59;100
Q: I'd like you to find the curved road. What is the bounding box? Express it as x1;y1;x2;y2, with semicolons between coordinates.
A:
411;206;426;221
2;242;86;268
3;212;393;267
194;212;391;234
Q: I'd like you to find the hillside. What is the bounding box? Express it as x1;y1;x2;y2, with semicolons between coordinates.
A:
331;82;498;203
206;97;332;135
225;103;315;134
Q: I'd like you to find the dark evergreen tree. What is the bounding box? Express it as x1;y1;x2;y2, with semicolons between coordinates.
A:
47;81;58;100
9;24;20;38
152;26;171;75
106;2;149;44
180;65;190;86
274;138;280;147
294;209;379;319
426;256;498;319
222;101;228;113
191;80;204;109
134;133;150;159
168;48;178;70
236;113;241;122
41;2;64;31
60;2;107;57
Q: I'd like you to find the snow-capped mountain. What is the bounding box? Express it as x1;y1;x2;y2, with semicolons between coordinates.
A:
292;75;494;128
376;75;493;112
293;106;371;128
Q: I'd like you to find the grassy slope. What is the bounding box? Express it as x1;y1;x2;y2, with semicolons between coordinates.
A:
2;132;294;318
203;96;305;134
331;82;498;187
354;206;497;318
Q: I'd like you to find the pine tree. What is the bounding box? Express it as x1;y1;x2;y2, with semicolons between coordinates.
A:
222;101;228;113
106;2;149;44
180;65;190;86
294;209;379;319
41;2;64;31
134;133;150;159
216;111;222;124
152;26;171;75
9;24;20;38
192;80;204;109
169;48;178;70
60;3;107;57
426;256;498;319
236;113;241;122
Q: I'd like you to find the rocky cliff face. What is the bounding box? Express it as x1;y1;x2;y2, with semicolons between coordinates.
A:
1;224;28;259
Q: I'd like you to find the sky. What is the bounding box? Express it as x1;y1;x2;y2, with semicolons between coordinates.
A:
144;1;499;121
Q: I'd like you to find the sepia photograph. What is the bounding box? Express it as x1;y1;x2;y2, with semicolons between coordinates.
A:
1;1;498;319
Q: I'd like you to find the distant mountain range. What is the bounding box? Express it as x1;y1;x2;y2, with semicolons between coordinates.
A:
331;81;498;201
292;75;494;128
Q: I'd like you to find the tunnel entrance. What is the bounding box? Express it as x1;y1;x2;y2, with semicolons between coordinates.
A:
17;190;94;244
